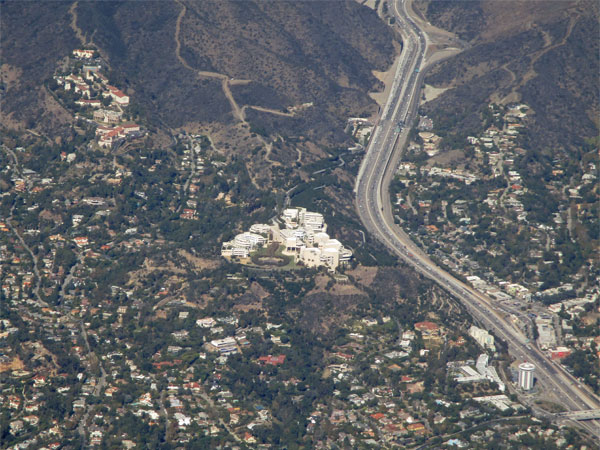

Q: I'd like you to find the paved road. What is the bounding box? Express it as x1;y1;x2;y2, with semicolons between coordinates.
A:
2;145;48;308
355;0;600;437
6;203;46;307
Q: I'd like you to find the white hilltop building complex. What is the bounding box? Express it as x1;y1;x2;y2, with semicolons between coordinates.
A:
221;207;352;271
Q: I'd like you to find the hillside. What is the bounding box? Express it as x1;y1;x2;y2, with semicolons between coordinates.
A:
1;2;79;134
415;0;599;153
1;0;395;151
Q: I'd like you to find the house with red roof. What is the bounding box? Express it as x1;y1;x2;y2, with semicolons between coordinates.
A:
414;321;439;334
32;374;47;386
180;209;196;220
99;130;119;148
94;72;109;84
110;88;129;106
74;83;91;98
121;123;140;134
73;236;89;248
370;412;386;421
258;354;286;366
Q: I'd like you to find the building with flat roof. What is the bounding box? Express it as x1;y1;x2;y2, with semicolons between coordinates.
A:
249;224;271;234
206;337;238;355
221;207;351;271
549;346;572;360
221;232;267;258
469;325;496;352
273;208;351;271
536;320;557;350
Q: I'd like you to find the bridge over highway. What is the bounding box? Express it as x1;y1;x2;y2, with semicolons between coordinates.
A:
556;409;600;421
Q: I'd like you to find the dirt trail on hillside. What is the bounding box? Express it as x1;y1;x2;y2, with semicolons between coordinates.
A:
501;14;578;103
221;78;245;122
241;105;295;121
522;15;577;85
174;1;246;124
500;64;517;84
174;2;192;70
174;0;297;127
175;2;233;80
174;3;236;82
246;105;294;117
69;2;87;46
263;140;276;164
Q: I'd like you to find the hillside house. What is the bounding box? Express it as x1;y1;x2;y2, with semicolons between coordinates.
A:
258;355;286;366
414;321;440;336
75;99;101;108
73;49;95;59
93;109;122;123
99;129;120;148
74;83;91;98
108;87;130;106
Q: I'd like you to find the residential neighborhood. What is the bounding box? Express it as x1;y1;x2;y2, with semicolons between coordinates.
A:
391;103;600;394
0;27;597;450
50;49;143;150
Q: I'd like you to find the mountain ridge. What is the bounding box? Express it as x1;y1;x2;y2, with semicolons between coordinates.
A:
415;0;599;152
1;0;396;154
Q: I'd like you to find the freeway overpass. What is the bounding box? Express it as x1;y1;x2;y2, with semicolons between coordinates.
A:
355;0;600;438
557;409;600;421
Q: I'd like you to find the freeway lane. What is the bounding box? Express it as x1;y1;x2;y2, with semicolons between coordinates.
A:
355;0;600;437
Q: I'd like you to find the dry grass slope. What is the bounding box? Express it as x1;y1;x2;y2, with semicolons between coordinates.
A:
2;0;396;163
417;0;599;151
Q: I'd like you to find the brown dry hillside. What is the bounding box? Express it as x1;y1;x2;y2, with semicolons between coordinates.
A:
415;0;599;152
0;2;79;133
1;0;395;150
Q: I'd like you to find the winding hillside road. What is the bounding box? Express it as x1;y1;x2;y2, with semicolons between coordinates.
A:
355;0;599;437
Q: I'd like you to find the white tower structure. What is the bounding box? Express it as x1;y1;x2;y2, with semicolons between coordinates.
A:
518;362;535;391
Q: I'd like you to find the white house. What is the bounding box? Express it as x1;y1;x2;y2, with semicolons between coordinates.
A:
109;88;129;106
73;49;95;59
196;318;216;328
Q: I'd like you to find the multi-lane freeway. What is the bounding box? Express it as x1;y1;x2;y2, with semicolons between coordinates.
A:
355;0;600;437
